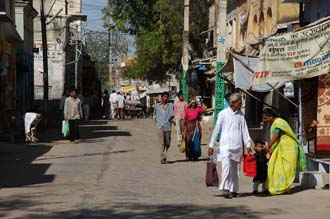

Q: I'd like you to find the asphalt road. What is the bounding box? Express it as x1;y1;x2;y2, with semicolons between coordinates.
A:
0;119;329;219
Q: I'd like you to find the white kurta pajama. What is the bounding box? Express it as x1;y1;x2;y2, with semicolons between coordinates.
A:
209;108;251;193
24;112;38;134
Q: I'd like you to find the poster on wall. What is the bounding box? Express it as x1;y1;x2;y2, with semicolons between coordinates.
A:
253;17;330;85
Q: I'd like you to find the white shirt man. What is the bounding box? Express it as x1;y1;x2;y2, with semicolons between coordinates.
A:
117;93;125;109
24;112;42;143
109;91;118;119
208;93;251;199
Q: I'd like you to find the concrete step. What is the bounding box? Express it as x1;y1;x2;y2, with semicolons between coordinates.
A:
299;171;330;189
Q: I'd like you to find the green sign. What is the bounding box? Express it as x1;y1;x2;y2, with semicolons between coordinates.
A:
215;62;225;125
181;69;188;102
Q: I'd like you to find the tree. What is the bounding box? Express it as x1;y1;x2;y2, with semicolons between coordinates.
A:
85;31;130;88
103;0;209;81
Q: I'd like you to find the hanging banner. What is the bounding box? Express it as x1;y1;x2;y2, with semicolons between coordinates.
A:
253;17;330;85
232;52;284;92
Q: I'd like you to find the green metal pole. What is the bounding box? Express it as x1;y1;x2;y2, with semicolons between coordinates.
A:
182;0;190;102
214;0;227;125
215;62;225;125
181;69;188;102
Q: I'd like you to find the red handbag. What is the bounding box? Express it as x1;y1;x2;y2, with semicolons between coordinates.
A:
243;155;257;177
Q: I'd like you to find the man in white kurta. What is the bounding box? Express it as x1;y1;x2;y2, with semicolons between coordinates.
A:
109;90;118;119
208;93;251;198
24;112;42;143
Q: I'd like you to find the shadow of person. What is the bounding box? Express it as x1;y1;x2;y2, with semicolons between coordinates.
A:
0;144;55;188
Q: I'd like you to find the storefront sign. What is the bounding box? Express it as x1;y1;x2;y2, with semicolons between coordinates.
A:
253;17;330;85
33;41;63;60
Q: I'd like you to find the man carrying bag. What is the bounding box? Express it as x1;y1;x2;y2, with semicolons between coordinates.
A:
206;156;219;187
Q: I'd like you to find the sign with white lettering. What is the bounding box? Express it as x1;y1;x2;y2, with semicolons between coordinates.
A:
253;17;330;85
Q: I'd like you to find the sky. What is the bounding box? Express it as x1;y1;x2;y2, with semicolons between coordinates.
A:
82;0;108;31
82;0;136;56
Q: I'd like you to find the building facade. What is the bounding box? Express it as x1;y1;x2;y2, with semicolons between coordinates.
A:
291;0;330;156
33;0;86;101
206;1;301;138
15;0;38;113
0;0;22;110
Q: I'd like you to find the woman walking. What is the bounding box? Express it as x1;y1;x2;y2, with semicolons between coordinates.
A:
262;108;307;195
183;100;204;161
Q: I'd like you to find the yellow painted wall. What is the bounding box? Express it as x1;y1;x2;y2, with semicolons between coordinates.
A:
230;0;299;54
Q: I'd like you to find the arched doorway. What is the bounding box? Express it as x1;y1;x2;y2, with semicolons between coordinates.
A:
250;14;258;42
265;8;272;36
259;12;265;37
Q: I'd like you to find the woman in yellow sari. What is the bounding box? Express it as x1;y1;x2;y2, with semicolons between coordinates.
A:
263;108;307;195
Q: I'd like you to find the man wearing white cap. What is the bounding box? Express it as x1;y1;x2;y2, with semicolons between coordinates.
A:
208;93;252;199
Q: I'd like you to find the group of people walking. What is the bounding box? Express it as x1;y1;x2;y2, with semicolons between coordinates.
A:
154;91;307;197
102;90;126;120
154;91;205;164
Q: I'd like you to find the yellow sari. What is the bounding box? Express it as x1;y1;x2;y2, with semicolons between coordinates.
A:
267;118;307;195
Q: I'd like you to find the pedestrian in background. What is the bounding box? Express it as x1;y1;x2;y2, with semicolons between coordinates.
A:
154;91;174;164
110;90;118;119
102;90;110;119
117;92;125;120
174;91;188;147
140;96;147;118
208;93;252;199
77;88;83;104
183;99;204;161
64;88;83;143
82;92;90;122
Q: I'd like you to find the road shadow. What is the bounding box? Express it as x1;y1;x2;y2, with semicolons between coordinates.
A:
231;185;315;198
35;149;135;161
0;144;55;188
15;203;266;219
38;119;132;143
80;120;109;126
0;194;61;218
284;185;315;195
168;157;209;164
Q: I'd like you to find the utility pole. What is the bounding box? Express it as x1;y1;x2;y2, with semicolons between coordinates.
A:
75;25;79;89
108;0;113;91
40;0;49;117
214;0;227;124
181;0;189;102
65;0;68;15
63;0;68;92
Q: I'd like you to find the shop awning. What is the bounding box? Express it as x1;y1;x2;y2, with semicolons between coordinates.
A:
121;85;135;93
147;87;169;95
220;51;284;92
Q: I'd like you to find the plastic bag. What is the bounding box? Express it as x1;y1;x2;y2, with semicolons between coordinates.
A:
243;155;257;177
62;120;70;137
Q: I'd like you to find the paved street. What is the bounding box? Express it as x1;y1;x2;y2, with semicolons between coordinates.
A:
0;119;329;219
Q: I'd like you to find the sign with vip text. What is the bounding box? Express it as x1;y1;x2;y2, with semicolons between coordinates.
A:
253;17;330;85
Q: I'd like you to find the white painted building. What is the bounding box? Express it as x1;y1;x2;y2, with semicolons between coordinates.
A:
33;0;86;100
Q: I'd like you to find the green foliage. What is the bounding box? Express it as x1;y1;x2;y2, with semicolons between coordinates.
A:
103;0;208;81
85;31;130;88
